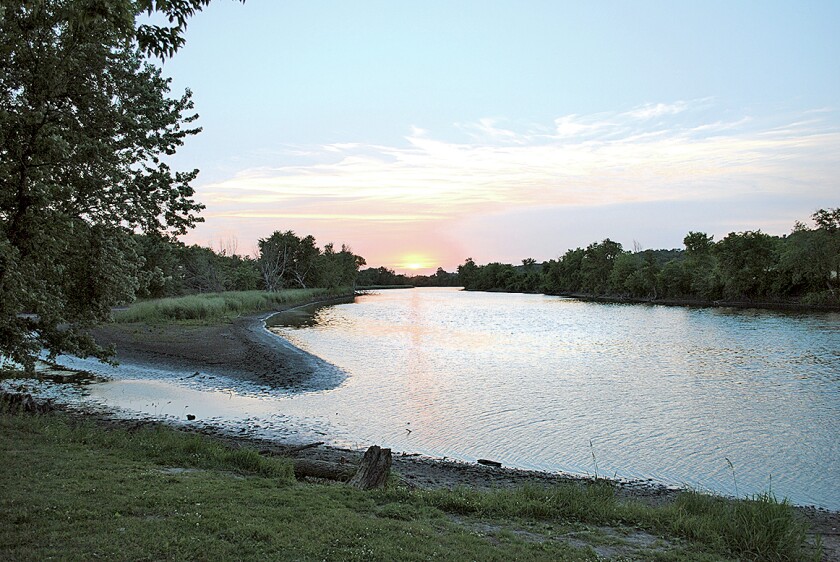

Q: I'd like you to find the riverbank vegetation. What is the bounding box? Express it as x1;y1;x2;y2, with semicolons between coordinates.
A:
457;209;840;308
112;288;348;324
0;407;821;561
357;266;460;288
133;231;365;299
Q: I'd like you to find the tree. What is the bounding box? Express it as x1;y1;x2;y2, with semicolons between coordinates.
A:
580;239;623;294
776;209;840;303
457;258;479;289
682;232;720;299
289;234;320;289
315;243;365;290
714;231;780;300
257;231;298;292
1;2;214;370
812;208;840;233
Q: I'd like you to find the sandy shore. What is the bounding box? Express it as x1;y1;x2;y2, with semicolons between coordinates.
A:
87;304;839;556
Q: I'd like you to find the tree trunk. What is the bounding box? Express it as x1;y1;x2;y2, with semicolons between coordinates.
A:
348;445;392;490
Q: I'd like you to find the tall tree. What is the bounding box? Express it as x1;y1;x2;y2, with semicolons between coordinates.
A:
714;231;780;300
580;239;623;294
0;1;214;370
682;232;720;299
315;243;365;290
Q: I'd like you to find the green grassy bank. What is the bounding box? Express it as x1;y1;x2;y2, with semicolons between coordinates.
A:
0;408;820;561
112;288;351;324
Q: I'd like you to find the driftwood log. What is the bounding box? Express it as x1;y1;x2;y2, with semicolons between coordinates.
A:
292;459;356;481
289;445;392;489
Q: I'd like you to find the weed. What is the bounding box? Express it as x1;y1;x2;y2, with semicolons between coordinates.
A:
725;457;738;498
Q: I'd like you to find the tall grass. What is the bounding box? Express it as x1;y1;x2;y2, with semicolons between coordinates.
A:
395;483;818;561
113;288;349;324
659;490;815;561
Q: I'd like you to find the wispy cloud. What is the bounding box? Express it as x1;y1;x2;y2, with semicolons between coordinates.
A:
197;100;839;229
622;100;692;120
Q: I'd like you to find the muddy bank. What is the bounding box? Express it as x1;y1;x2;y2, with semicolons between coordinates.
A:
92;296;352;392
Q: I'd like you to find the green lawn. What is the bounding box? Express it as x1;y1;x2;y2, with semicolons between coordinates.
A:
0;409;819;561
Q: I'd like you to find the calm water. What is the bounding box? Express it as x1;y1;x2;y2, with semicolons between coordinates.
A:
267;288;840;508
31;287;840;509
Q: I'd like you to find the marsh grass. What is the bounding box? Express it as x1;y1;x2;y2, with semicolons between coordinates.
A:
112;288;348;324
0;409;820;561
391;479;818;560
660;491;815;561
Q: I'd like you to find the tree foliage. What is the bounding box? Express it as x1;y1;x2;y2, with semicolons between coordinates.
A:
356;266;459;288
460;210;840;308
257;231;365;292
0;1;213;369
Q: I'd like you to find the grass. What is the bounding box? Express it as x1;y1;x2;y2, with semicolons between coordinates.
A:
394;484;818;561
112;288;350;324
0;407;821;561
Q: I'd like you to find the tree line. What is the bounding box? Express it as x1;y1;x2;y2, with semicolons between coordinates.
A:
356;266;459;288
134;231;365;299
457;209;840;307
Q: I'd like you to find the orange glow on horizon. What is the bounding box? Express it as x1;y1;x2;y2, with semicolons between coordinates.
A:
392;253;438;275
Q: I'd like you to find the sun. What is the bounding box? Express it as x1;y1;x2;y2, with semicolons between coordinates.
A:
396;254;434;273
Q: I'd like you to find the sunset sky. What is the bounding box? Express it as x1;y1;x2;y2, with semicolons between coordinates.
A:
160;1;840;274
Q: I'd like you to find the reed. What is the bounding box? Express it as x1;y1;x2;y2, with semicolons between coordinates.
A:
112;288;346;324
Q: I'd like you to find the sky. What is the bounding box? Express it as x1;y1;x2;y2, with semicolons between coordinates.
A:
157;0;840;274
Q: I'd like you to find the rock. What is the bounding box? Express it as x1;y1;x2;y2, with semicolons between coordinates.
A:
477;459;502;468
186;414;196;421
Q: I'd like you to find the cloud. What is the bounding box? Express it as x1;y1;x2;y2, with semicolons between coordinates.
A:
622;101;691;120
186;100;840;268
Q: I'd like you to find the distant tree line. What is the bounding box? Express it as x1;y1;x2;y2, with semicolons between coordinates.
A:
457;209;840;307
134;230;365;299
356;266;459;288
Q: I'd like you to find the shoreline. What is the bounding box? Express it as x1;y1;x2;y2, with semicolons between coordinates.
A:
459;287;840;313
12;294;836;555
554;292;840;313
91;294;355;392
3;386;839;558
85;296;840;507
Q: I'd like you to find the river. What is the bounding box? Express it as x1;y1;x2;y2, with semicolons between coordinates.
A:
266;288;840;509
27;287;840;509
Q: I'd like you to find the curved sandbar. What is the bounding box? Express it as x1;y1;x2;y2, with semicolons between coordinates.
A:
92;295;354;392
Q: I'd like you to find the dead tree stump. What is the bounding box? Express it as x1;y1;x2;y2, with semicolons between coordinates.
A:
348;445;392;490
